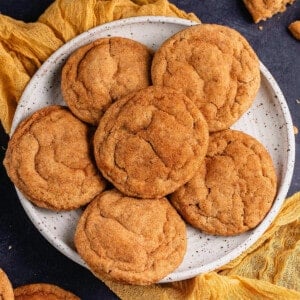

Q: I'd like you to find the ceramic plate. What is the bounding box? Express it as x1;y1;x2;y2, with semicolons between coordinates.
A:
11;16;295;282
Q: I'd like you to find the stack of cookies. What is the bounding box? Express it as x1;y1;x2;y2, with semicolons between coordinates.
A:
4;24;277;285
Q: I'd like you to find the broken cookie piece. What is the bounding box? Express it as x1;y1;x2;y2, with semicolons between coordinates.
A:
289;21;300;40
243;0;295;23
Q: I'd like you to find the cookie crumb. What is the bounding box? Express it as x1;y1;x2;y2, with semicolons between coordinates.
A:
8;245;12;250
293;126;298;135
258;25;263;30
296;99;300;104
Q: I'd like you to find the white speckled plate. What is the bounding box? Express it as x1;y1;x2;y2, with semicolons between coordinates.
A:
11;16;295;282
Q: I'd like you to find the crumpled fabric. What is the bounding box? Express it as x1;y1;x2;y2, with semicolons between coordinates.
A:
0;1;299;299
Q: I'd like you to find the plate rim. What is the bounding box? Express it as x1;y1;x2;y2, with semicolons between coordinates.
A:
11;16;295;282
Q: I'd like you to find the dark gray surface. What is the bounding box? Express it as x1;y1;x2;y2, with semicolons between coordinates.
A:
0;1;299;299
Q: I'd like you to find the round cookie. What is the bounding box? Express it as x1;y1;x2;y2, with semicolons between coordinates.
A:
0;269;14;300
151;24;261;132
4;105;106;210
170;129;277;236
93;85;209;198
14;283;79;300
61;37;152;125
74;189;187;285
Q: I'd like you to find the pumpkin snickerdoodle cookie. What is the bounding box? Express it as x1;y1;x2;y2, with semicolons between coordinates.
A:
0;268;14;300
14;283;79;300
74;189;187;285
4;105;106;210
61;37;152;125
151;24;260;132
170;129;277;236
93;86;209;198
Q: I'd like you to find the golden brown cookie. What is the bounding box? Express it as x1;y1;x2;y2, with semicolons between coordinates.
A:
61;37;152;125
93;86;209;198
243;0;295;23
74;189;187;285
170;129;277;236
289;21;300;40
151;24;260;132
14;283;79;300
0;268;14;300
4;105;106;211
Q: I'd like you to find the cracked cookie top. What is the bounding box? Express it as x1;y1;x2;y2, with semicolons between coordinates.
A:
151;24;260;132
4;105;106;210
61;37;152;125
74;189;187;285
14;283;79;300
170;129;277;236
93;86;209;198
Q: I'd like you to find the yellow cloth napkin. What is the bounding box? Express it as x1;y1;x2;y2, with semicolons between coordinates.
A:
0;1;299;299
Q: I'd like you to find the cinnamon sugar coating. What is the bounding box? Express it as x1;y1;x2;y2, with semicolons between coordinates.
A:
61;37;152;125
151;24;260;132
74;190;187;285
93;86;209;198
4;105;106;210
171;129;277;236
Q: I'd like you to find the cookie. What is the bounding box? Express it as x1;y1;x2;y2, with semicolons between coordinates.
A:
61;37;152;125
289;21;300;40
93;86;209;198
243;0;295;23
0;269;14;300
151;24;260;132
4;105;106;210
14;283;79;300
170;129;277;236
74;189;187;285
